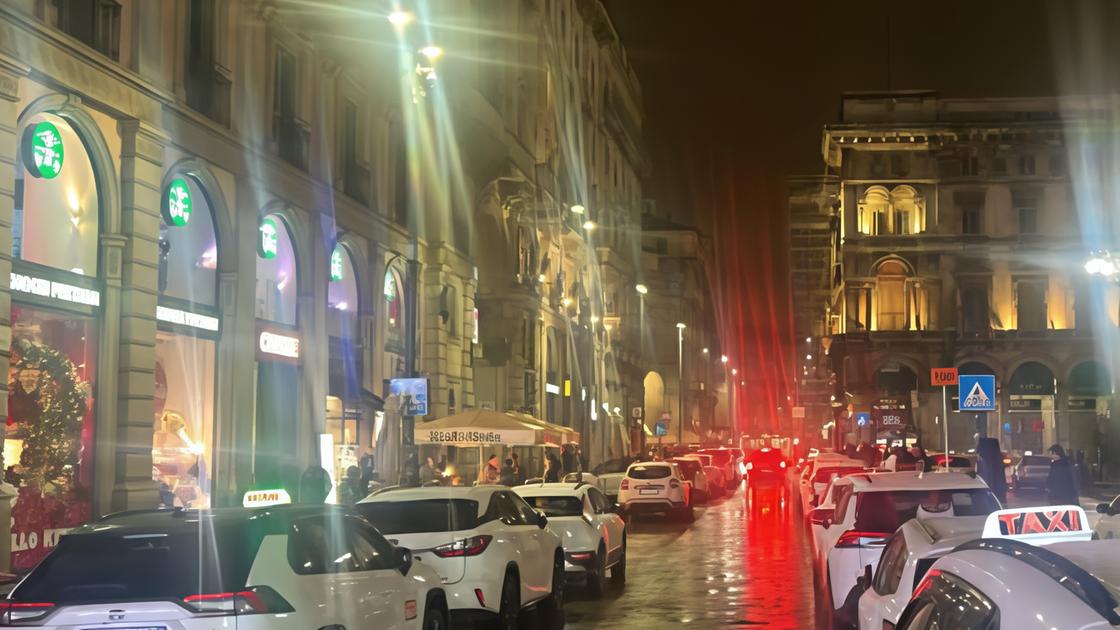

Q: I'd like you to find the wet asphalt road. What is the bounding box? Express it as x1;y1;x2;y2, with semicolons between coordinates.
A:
564;481;817;629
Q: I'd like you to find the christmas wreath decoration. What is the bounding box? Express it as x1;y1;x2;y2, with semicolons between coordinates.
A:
9;337;88;493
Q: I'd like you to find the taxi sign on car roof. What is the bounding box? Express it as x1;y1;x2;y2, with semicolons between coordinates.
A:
243;488;292;508
981;505;1091;545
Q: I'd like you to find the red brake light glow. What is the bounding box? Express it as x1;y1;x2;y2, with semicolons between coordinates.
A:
569;552;592;561
0;601;55;624
432;535;493;558
835;530;890;548
184;591;267;614
404;599;417;620
620;479;630;490
912;569;941;598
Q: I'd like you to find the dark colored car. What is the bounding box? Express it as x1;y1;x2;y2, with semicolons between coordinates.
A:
1012;454;1052;489
744;447;787;485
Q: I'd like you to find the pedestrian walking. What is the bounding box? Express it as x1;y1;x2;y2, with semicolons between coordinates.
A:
544;452;561;483
511;453;524;484
976;437;1007;503
499;458;517;486
1046;444;1080;506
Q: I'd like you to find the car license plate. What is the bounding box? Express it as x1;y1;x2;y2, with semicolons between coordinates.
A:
639;488;660;495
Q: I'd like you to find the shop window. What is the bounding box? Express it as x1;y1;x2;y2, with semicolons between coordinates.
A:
7;305;98;571
255;214;298;326
152;331;215;508
328;244;359;336
384;267;405;350
14;113;100;277
158;176;217;306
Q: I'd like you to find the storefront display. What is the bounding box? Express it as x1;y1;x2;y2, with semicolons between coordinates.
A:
6;306;97;571
152;332;215;508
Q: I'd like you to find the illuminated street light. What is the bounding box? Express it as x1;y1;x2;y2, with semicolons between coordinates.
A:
570;204;586;214
721;355;729;364
582;220;596;231
590;315;600;324
676;322;687;330
702;347;709;354
635;283;648;295
420;45;444;61
740;380;745;386
732;368;738;376
561;297;572;307
1085;250;1118;278
805;336;812;343
805;354;812;360
388;10;412;29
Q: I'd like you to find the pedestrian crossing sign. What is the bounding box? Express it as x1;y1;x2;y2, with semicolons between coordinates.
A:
959;374;996;411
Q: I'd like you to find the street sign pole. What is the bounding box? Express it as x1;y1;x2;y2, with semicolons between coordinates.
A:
942;386;949;471
931;367;959;472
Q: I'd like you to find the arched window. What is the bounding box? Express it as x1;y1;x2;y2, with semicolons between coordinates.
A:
890;186;923;235
877;260;908;331
255;213;298;325
159;175;217;305
858;186;889;235
384;266;405;350
328;243;358;335
858;185;926;235
15;113;99;275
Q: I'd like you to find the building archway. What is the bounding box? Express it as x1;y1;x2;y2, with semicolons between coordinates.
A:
1007;361;1057;453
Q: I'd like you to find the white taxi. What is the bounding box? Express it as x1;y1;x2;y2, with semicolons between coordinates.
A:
895;505;1110;629
1094;493;1120;540
799;456;867;514
617;461;693;521
810;471;1000;627
514;482;626;597
856;515;987;629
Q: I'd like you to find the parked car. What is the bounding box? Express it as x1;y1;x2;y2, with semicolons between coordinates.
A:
743;447;787;485
698;448;740;493
592;457;638;502
514;482;626;596
810;471;1001;627
617;461;693;521
670;456;711;502
0;502;449;630
680;453;727;499
798;456;866;514
357;486;564;629
1010;454;1052;490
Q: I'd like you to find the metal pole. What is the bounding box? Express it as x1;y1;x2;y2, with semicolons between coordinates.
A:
638;295;646;456
677;326;684;445
942;385;949;471
400;238;421;486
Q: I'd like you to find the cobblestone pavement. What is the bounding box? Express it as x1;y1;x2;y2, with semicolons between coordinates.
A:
563;482;817;629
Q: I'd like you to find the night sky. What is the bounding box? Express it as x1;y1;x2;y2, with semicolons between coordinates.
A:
604;0;1120;426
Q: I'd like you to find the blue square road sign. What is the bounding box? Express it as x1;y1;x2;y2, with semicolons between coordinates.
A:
959;374;996;411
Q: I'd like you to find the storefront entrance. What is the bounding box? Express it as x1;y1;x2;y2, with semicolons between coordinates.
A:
254;361;300;491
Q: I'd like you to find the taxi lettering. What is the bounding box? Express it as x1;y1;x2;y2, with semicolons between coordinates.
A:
995;509;1081;535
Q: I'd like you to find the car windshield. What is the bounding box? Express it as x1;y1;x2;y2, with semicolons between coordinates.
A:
520;495;583;517
854;489;1000;532
12;529;257;604
356;499;479;534
628;465;671;480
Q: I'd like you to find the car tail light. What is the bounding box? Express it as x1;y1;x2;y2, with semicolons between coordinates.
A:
669;479;681;489
569;552;592;561
835;531;890;548
779;461;787;468
0;601;55;624
620;479;630;490
183;586;293;615
1002;457;1012;465
404;599;417;620
912;569;941;599
432;535;493;558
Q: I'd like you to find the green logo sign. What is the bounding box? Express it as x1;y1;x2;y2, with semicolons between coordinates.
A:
161;178;192;226
22;121;64;179
258;217;279;259
330;246;344;282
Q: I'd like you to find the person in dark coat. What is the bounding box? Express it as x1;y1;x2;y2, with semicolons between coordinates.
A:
544;453;561;483
499;459;517;486
976;437;1008;503
1046;444;1080;506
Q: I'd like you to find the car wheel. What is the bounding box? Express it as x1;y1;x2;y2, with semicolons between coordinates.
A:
536;553;566;630
611;539;627;584
422;597;448;630
496;571;520;630
587;544;606;598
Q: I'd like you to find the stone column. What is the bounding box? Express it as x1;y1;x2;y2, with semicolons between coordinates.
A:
0;54;29;572
109;120;166;511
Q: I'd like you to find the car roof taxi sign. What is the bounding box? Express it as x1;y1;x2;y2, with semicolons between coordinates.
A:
243;488;292;508
981;505;1092;545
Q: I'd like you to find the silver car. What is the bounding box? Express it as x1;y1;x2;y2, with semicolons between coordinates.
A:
1011;454;1051;490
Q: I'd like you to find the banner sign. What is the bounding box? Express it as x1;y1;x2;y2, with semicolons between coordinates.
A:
1009;398;1042;412
931;367;958;387
416;428;538;445
871;398;911;430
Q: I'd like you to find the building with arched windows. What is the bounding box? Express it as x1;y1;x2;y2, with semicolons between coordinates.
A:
791;92;1120;475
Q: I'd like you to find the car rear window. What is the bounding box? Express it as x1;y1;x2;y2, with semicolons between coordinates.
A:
813;467;863;484
672;460;701;477
628;465;671;479
12;527;259;604
593;458;635;474
520;495;582;517
854;489;1000;532
357;499;479;534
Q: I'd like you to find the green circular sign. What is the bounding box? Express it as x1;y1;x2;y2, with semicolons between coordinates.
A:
22;121;64;179
161;178;192;227
330;246;344;282
258;217;280;259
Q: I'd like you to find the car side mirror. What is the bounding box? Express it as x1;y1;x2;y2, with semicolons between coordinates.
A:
809;507;834;528
537;511;549;529
395;546;413;576
857;564;873;590
1097;502;1111;515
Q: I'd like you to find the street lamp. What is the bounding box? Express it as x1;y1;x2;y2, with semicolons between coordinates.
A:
570;204;586;215
720;354;728;364
676;322;686;443
1086;250;1118;278
635;283;648;295
419;45;444;62
388;10;412;29
582;220;596;231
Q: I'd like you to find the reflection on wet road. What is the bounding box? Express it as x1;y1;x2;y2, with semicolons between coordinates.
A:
565;481;817;628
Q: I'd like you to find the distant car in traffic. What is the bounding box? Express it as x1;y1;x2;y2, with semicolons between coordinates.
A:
592;457;638;502
679;453;727;499
514;482;626;597
1010;454;1051;490
698;448;740;493
670;457;712;502
0;502;449;630
810;471;1001;628
743;447;787;485
617;461;693;521
357;486;565;629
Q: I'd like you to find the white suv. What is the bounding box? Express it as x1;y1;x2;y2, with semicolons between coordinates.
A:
617;461;693;521
358;486;564;629
514;482;627;597
810;471;1001;627
0;504;449;629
